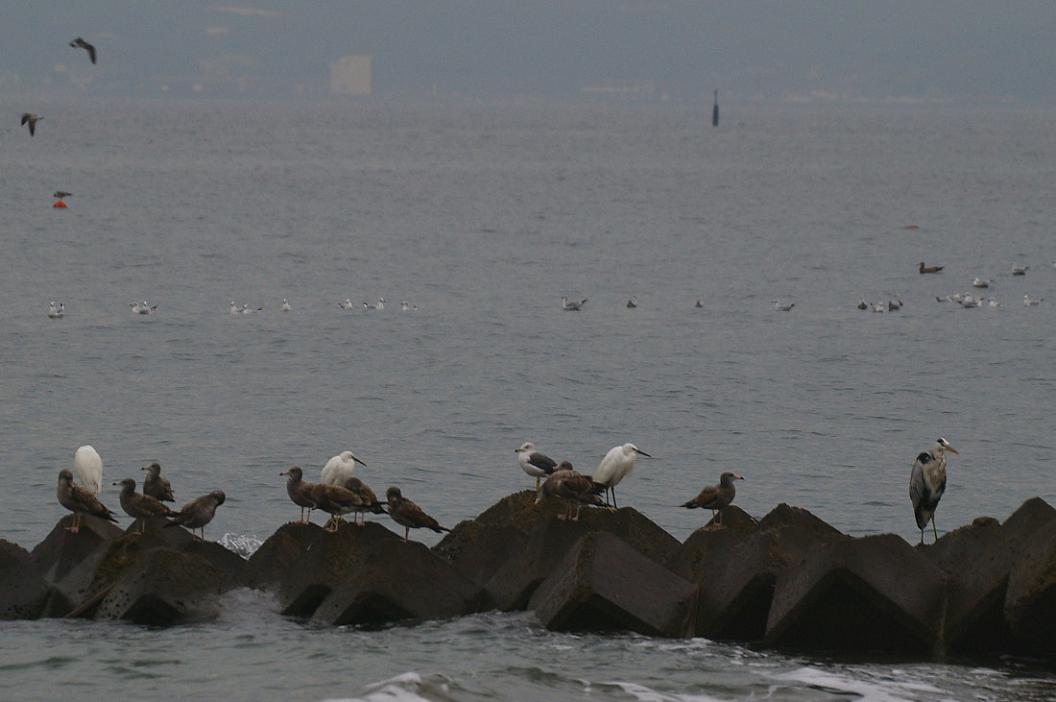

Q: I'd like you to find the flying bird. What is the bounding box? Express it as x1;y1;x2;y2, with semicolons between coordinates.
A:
69;37;97;64
21;113;42;136
909;437;958;545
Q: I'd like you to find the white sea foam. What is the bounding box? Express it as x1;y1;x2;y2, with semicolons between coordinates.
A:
599;681;725;702
217;532;263;558
321;672;454;702
772;667;954;702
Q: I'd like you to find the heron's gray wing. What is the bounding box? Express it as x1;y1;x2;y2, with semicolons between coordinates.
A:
909;461;925;510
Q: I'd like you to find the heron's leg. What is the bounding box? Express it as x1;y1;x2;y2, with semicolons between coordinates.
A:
932;518;939;542
611;486;618;509
404;527;410;542
535;477;541;490
919;528;924;546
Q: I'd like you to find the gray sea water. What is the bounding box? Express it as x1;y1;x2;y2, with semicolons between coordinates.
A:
2;96;1055;700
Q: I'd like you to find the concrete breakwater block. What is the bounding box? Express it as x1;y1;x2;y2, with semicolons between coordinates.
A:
309;538;479;626
765;534;946;654
0;539;50;620
482;504;681;611
252;521;477;626
30;515;124;616
529;532;697;638
1005;518;1056;654
669;503;845;641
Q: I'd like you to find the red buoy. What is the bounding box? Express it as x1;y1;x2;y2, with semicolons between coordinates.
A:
52;200;68;209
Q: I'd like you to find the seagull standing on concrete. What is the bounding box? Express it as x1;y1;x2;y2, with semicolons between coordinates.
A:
515;441;558;489
280;466;316;524
909;437;958;545
164;490;226;541
385;487;450;542
57;470;117;533
592;443;651;508
681;472;743;522
141;462;175;502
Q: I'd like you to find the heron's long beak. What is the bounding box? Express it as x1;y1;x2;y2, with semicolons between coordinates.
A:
635;449;653;458
352;455;367;467
945;446;959;455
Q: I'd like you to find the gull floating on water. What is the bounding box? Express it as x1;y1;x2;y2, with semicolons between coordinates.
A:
515;441;558;489
887;299;903;311
73;444;103;495
385;487;450;542
909;437;957;545
626;298;638;309
281;298;291;312
919;261;944;274
871;303;886;313
57;470;117;533
593;443;651;509
130;300;157;315
339;298;356;310
773;300;795;312
21;112;42;136
69;37;97;64
857;298;868;310
1024;294;1043;306
973;278;991;288
363;297;385;310
400;300;418;311
1012;264;1029;276
681;471;743;523
47;301;64;319
695;299;703;308
561;297;587;311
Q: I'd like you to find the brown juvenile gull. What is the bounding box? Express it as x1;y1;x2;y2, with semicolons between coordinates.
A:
164;490;225;541
141;462;175;502
308;483;363;532
21;113;42;136
280;466;316;524
114;478;175;534
341;476;387;525
537;461;604;521
385;487;450;542
69;37;97;64
910;437;958;545
681;471;744;523
918;261;944;274
57;469;117;533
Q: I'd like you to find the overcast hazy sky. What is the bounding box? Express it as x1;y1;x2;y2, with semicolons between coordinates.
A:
4;2;1056;101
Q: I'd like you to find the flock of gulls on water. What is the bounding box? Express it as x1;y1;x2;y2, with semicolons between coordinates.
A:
24;35;979;549
54;436;955;545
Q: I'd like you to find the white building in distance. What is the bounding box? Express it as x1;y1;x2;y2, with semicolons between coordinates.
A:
330;55;372;96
